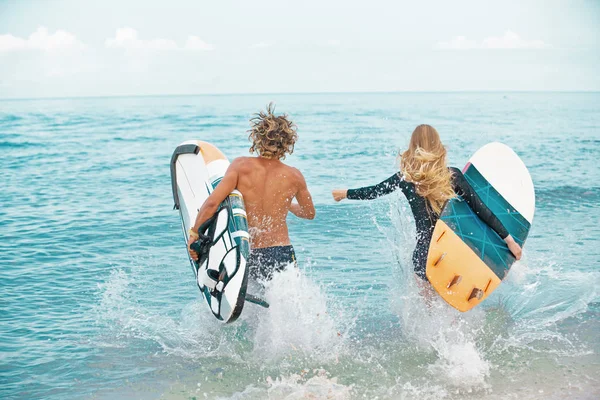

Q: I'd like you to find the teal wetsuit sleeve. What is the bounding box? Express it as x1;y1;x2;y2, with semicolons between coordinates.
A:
347;173;404;200
450;167;509;239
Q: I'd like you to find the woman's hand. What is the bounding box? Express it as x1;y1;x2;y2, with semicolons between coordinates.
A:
332;189;348;202
504;235;522;260
187;233;199;261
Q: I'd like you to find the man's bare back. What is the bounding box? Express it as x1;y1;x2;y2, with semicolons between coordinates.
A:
232;157;315;248
188;156;314;256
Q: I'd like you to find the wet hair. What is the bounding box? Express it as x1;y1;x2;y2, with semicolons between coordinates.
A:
248;103;298;160
399;124;456;215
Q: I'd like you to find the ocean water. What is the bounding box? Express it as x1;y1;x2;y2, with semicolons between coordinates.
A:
1;92;599;400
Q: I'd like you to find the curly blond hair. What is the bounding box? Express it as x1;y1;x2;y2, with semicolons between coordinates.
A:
399;125;456;215
248;103;298;160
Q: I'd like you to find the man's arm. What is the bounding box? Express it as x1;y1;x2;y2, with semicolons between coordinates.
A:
188;161;239;259
289;171;316;220
191;161;239;233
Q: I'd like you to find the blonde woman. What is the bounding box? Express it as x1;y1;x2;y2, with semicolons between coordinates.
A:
332;124;522;281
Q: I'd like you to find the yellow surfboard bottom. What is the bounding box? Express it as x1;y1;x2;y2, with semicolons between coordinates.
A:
197;140;227;163
426;220;502;312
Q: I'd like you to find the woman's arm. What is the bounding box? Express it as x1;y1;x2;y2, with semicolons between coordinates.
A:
332;173;404;201
451;167;522;260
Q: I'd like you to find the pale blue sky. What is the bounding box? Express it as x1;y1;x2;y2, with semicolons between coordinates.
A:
0;0;598;98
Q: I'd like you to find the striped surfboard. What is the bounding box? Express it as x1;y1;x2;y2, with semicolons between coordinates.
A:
426;142;535;312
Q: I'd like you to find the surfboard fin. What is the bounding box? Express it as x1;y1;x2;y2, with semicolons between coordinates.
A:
447;275;462;289
469;288;484;301
433;252;447;266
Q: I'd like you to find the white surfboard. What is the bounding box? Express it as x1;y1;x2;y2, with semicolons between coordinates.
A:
467;142;535;223
170;140;255;323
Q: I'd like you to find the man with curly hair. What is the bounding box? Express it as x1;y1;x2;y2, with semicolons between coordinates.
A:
188;103;315;281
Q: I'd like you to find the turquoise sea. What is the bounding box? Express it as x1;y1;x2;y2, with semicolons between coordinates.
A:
1;93;599;399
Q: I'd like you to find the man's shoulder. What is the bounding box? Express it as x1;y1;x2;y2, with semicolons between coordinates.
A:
232;156;252;163
283;165;306;185
275;161;299;175
230;156;253;169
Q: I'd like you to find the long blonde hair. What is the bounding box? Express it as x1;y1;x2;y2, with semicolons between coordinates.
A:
399;125;455;215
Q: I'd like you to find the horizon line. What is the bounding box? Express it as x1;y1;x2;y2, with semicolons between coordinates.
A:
1;89;599;102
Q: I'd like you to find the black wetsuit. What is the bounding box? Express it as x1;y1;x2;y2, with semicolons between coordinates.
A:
248;245;297;281
347;167;509;280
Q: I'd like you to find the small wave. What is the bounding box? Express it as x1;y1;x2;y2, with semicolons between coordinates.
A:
0;141;36;149
0;114;23;123
536;186;600;206
158;113;216;121
577;138;600;145
112;136;163;143
353;111;385;118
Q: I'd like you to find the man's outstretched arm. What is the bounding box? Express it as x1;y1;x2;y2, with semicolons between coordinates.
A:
289;171;315;220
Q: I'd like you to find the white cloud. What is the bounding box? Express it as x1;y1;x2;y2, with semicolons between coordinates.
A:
0;27;86;52
437;31;548;50
105;28;214;51
185;36;214;51
326;39;341;47
105;27;177;50
482;31;547;49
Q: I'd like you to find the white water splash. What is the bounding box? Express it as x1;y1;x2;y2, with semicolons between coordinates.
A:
398;295;491;390
92;210;600;400
252;266;347;362
95;258;350;365
94;266;242;360
380;198;492;390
